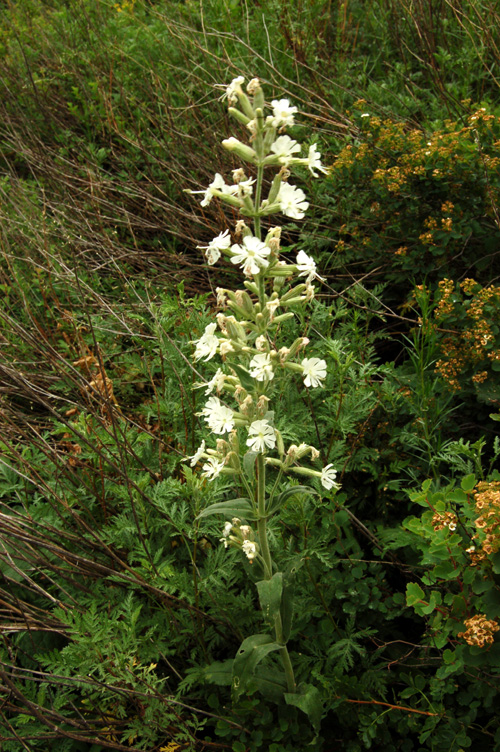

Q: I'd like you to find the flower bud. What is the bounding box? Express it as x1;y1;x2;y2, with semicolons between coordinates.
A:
244;280;260;295
276;429;285;456
228;106;252;126
265;225;281;251
222;137;257;163
281;284;307;302
211;189;243;208
271;312;295;323
224;315;247;343
262;125;277;153
235;290;255;316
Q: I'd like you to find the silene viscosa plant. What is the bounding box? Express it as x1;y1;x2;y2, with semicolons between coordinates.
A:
185;76;339;716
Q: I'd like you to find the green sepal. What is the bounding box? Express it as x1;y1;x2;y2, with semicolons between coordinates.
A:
196;498;255;521
232;634;281;701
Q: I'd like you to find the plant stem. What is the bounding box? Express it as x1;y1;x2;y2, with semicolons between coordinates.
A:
256;454;272;580
256;454;296;693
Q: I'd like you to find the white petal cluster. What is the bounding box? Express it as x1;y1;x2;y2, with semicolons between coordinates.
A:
202;457;225;480
193;323;219;362
306;144;328;176
296;250;324;283
301;357;327;388
197;229;231;266
230;236;271;276
271;135;301;164
242;540;257;560
200;173;238;207
201;396;235;434
223;76;245;105
320;464;340;491
249;353;274;381
187;440;206;467
246;419;277;453
278;183;309;219
204;368;226;395
270;98;298;128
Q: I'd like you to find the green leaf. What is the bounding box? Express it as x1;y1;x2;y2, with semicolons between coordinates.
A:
461;474;476;493
197;498;255;521
281;557;304;642
406;582;425;607
242;451;258;482
432;560;458;580
269;484;317;514
204;659;233;686
232;634;281;701
285;683;322;733
256;573;283;630
231;363;255;391
249;667;287;701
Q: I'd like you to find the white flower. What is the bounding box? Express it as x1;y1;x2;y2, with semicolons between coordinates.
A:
201;396;235;434
222;76;245;105
270;135;301;164
204;368;226;395
246;419;277;453
360;113;370;118
197;229;231;265
242;539;257;560
194;173;238;207
222;521;233;537
320;464;340;491
202;457;225;480
230;236;271;276
219;340;235;356
301;357;327;388
249;353;274;381
306;144;328;176
193;323;219;361
187;440;206;467
266;298;280;319
271;98;298;128
240;525;251;539
238;177;256;197
296;250;324;283
278;183;309;219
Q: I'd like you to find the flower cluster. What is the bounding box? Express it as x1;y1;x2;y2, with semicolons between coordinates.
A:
431;510;458;533
185;77;340;567
457;614;500;648
465;481;500;566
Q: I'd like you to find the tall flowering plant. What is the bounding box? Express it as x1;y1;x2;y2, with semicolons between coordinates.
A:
186;76;339;712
